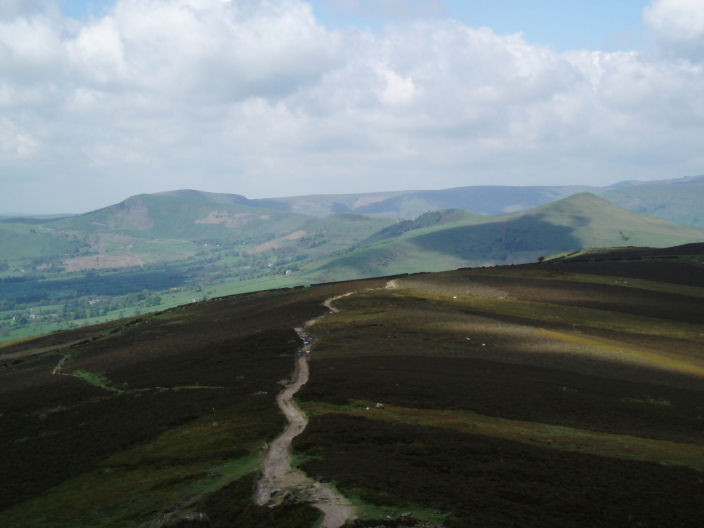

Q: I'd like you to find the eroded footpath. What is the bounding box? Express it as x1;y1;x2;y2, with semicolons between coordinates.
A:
255;293;355;528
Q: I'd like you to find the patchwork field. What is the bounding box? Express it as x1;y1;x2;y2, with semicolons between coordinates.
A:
1;248;703;527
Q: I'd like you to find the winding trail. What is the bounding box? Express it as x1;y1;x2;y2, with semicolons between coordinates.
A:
255;293;356;528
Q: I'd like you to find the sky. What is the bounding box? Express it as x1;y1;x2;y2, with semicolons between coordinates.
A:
1;0;704;214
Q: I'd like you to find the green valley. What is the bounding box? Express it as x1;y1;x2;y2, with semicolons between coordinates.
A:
2;185;704;343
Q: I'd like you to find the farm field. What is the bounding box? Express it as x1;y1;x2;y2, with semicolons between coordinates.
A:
1;245;703;527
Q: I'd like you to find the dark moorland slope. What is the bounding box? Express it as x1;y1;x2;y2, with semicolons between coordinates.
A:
0;279;384;527
299;245;704;527
1;244;703;527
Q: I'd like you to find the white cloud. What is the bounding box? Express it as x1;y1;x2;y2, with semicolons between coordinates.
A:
107;0;338;100
318;0;444;20
643;0;704;60
377;66;417;104
67;16;128;85
0;118;39;159
0;11;64;82
0;0;56;20
1;0;704;213
644;0;704;41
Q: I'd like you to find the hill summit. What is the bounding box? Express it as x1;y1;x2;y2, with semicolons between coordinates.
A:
311;192;704;280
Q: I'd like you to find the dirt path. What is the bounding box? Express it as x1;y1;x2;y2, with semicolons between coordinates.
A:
256;293;356;528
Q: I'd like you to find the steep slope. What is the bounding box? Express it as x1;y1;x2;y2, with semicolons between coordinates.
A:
310;193;704;280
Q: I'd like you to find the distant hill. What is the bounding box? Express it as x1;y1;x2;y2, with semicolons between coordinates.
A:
601;175;704;228
2;187;703;343
0;190;396;271
5;174;703;227
4;189;698;279
358;209;481;246
0;191;396;342
307;193;704;281
264;176;704;227
267;185;594;219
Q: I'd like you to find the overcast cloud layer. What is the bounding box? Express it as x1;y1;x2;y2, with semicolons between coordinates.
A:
2;0;704;213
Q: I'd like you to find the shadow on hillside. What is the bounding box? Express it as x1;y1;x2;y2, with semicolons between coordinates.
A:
412;214;581;262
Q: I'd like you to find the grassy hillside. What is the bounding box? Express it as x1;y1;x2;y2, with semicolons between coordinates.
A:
0;192;395;342
358;209;480;246
297;250;704;527
1;190;397;274
2;249;703;527
0;278;385;528
310;193;704;280
3;188;704;344
50;190;312;252
602;175;704;228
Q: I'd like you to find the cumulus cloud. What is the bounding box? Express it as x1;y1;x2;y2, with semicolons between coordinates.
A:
643;0;704;59
644;0;704;40
1;0;704;213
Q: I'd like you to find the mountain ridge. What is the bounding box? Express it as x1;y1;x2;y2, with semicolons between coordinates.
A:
4;173;704;227
2;187;703;343
308;192;704;281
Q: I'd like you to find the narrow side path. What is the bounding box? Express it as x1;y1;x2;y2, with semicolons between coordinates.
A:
255;293;356;528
